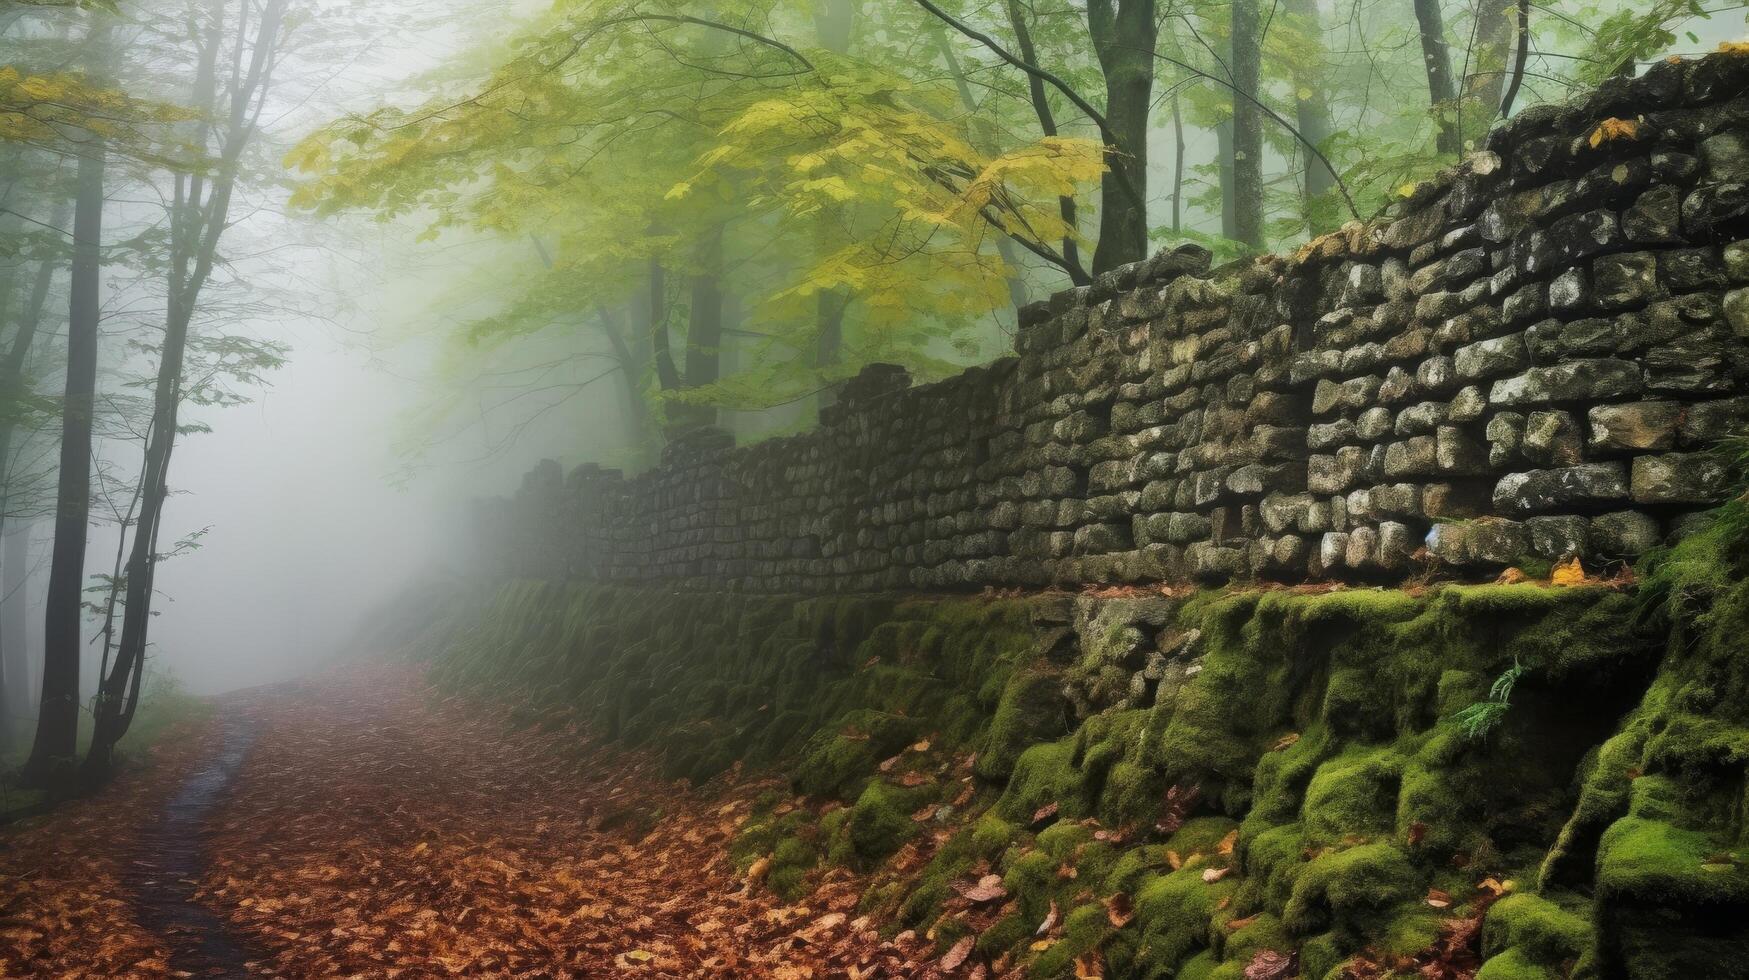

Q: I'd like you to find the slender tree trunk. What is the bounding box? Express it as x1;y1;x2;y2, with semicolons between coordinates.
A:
1172;95;1185;234
1413;0;1461;155
1087;0;1155;273
595;305;650;455
679;229;724;433
1006;0;1083;279
0;222;62;746
649;257;680;393
1463;0;1516;136
1;522;30;727
1231;0;1265;249
22;107;105;786
87;0;288;777
1286;0;1337;233
931;22;1037;307
813;0;858;410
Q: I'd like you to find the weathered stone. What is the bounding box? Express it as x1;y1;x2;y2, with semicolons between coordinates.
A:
1589;510;1662;556
1631;452;1733;504
1549;267;1591;313
1356;406;1395;441
1489;359;1643;406
1449;385;1488;422
1680;396;1749;445
1522;410;1583;466
1455;334;1529;380
1486;411;1526;467
1623;184;1683;244
1588;401;1682;453
1659;248;1728;292
1396;401;1450;435
1526;515;1589;559
1493;463;1630;513
1436;425;1490;474
1425;517;1529;565
1384;436;1439;478
1378;521;1417;569
1724;287;1749;337
1593;252;1659;309
1370;483;1423;517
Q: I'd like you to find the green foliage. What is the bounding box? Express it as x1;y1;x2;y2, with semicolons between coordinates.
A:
1453;659;1529;741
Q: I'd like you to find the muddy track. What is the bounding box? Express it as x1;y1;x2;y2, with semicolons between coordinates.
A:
122;711;258;977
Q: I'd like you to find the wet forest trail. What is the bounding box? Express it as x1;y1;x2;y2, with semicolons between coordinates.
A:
0;665;950;979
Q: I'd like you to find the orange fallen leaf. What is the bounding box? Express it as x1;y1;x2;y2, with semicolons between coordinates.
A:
1551;555;1587;586
1588;117;1640;148
1105;892;1134;928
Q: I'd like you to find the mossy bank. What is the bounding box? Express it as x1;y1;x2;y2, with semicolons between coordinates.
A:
432;501;1749;979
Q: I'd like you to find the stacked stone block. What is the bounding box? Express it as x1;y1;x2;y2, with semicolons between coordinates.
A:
497;53;1749;592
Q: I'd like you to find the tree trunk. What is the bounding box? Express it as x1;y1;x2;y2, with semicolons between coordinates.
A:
1172;95;1185;234
1006;0;1083;279
1087;0;1155;274
0;219;62;746
21;107;105;786
813;0;858;410
1286;0;1338;233
595;305;650;456
1231;0;1265;250
1463;0;1517;136
87;0;288;778
1;522;30;728
1413;0;1461;155
678;230;723;433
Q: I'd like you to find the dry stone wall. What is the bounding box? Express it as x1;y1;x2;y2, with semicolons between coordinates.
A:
488;52;1749;592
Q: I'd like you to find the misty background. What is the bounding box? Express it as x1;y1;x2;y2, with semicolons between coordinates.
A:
3;0;1746;724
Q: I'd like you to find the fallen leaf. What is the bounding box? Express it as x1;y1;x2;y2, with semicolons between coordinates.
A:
1588;116;1640;148
1426;887;1452;909
1202;866;1230;883
1031;802;1059;828
1218;830;1238;856
1549;555;1585;586
1036;900;1060;936
940;935;975;971
1074;950;1104;979
1243;949;1295;980
1408;821;1428;846
1226;914;1257;930
1104;892;1134;928
1495;567;1528;585
1272;732;1300;752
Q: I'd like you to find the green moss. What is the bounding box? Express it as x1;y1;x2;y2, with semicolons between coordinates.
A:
1030;903;1111;979
977;669;1071;782
1283;843;1417;937
1475;948;1560;980
1301;748;1403;845
847;782;927;866
1482;893;1590;964
792;709;922;799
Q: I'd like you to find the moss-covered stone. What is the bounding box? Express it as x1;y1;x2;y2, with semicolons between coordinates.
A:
434;489;1749;977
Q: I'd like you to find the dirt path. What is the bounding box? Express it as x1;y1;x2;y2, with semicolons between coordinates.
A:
1;665;943;978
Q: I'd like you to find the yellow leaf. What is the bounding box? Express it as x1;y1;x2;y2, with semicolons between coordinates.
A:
1588;117;1640;148
1551;556;1587;586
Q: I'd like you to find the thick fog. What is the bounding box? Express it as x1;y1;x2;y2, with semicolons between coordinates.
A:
3;0;1744;718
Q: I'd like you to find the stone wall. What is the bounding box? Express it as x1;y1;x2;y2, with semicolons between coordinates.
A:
488;53;1749;592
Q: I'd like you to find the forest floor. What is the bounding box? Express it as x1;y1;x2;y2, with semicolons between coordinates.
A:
0;664;956;978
